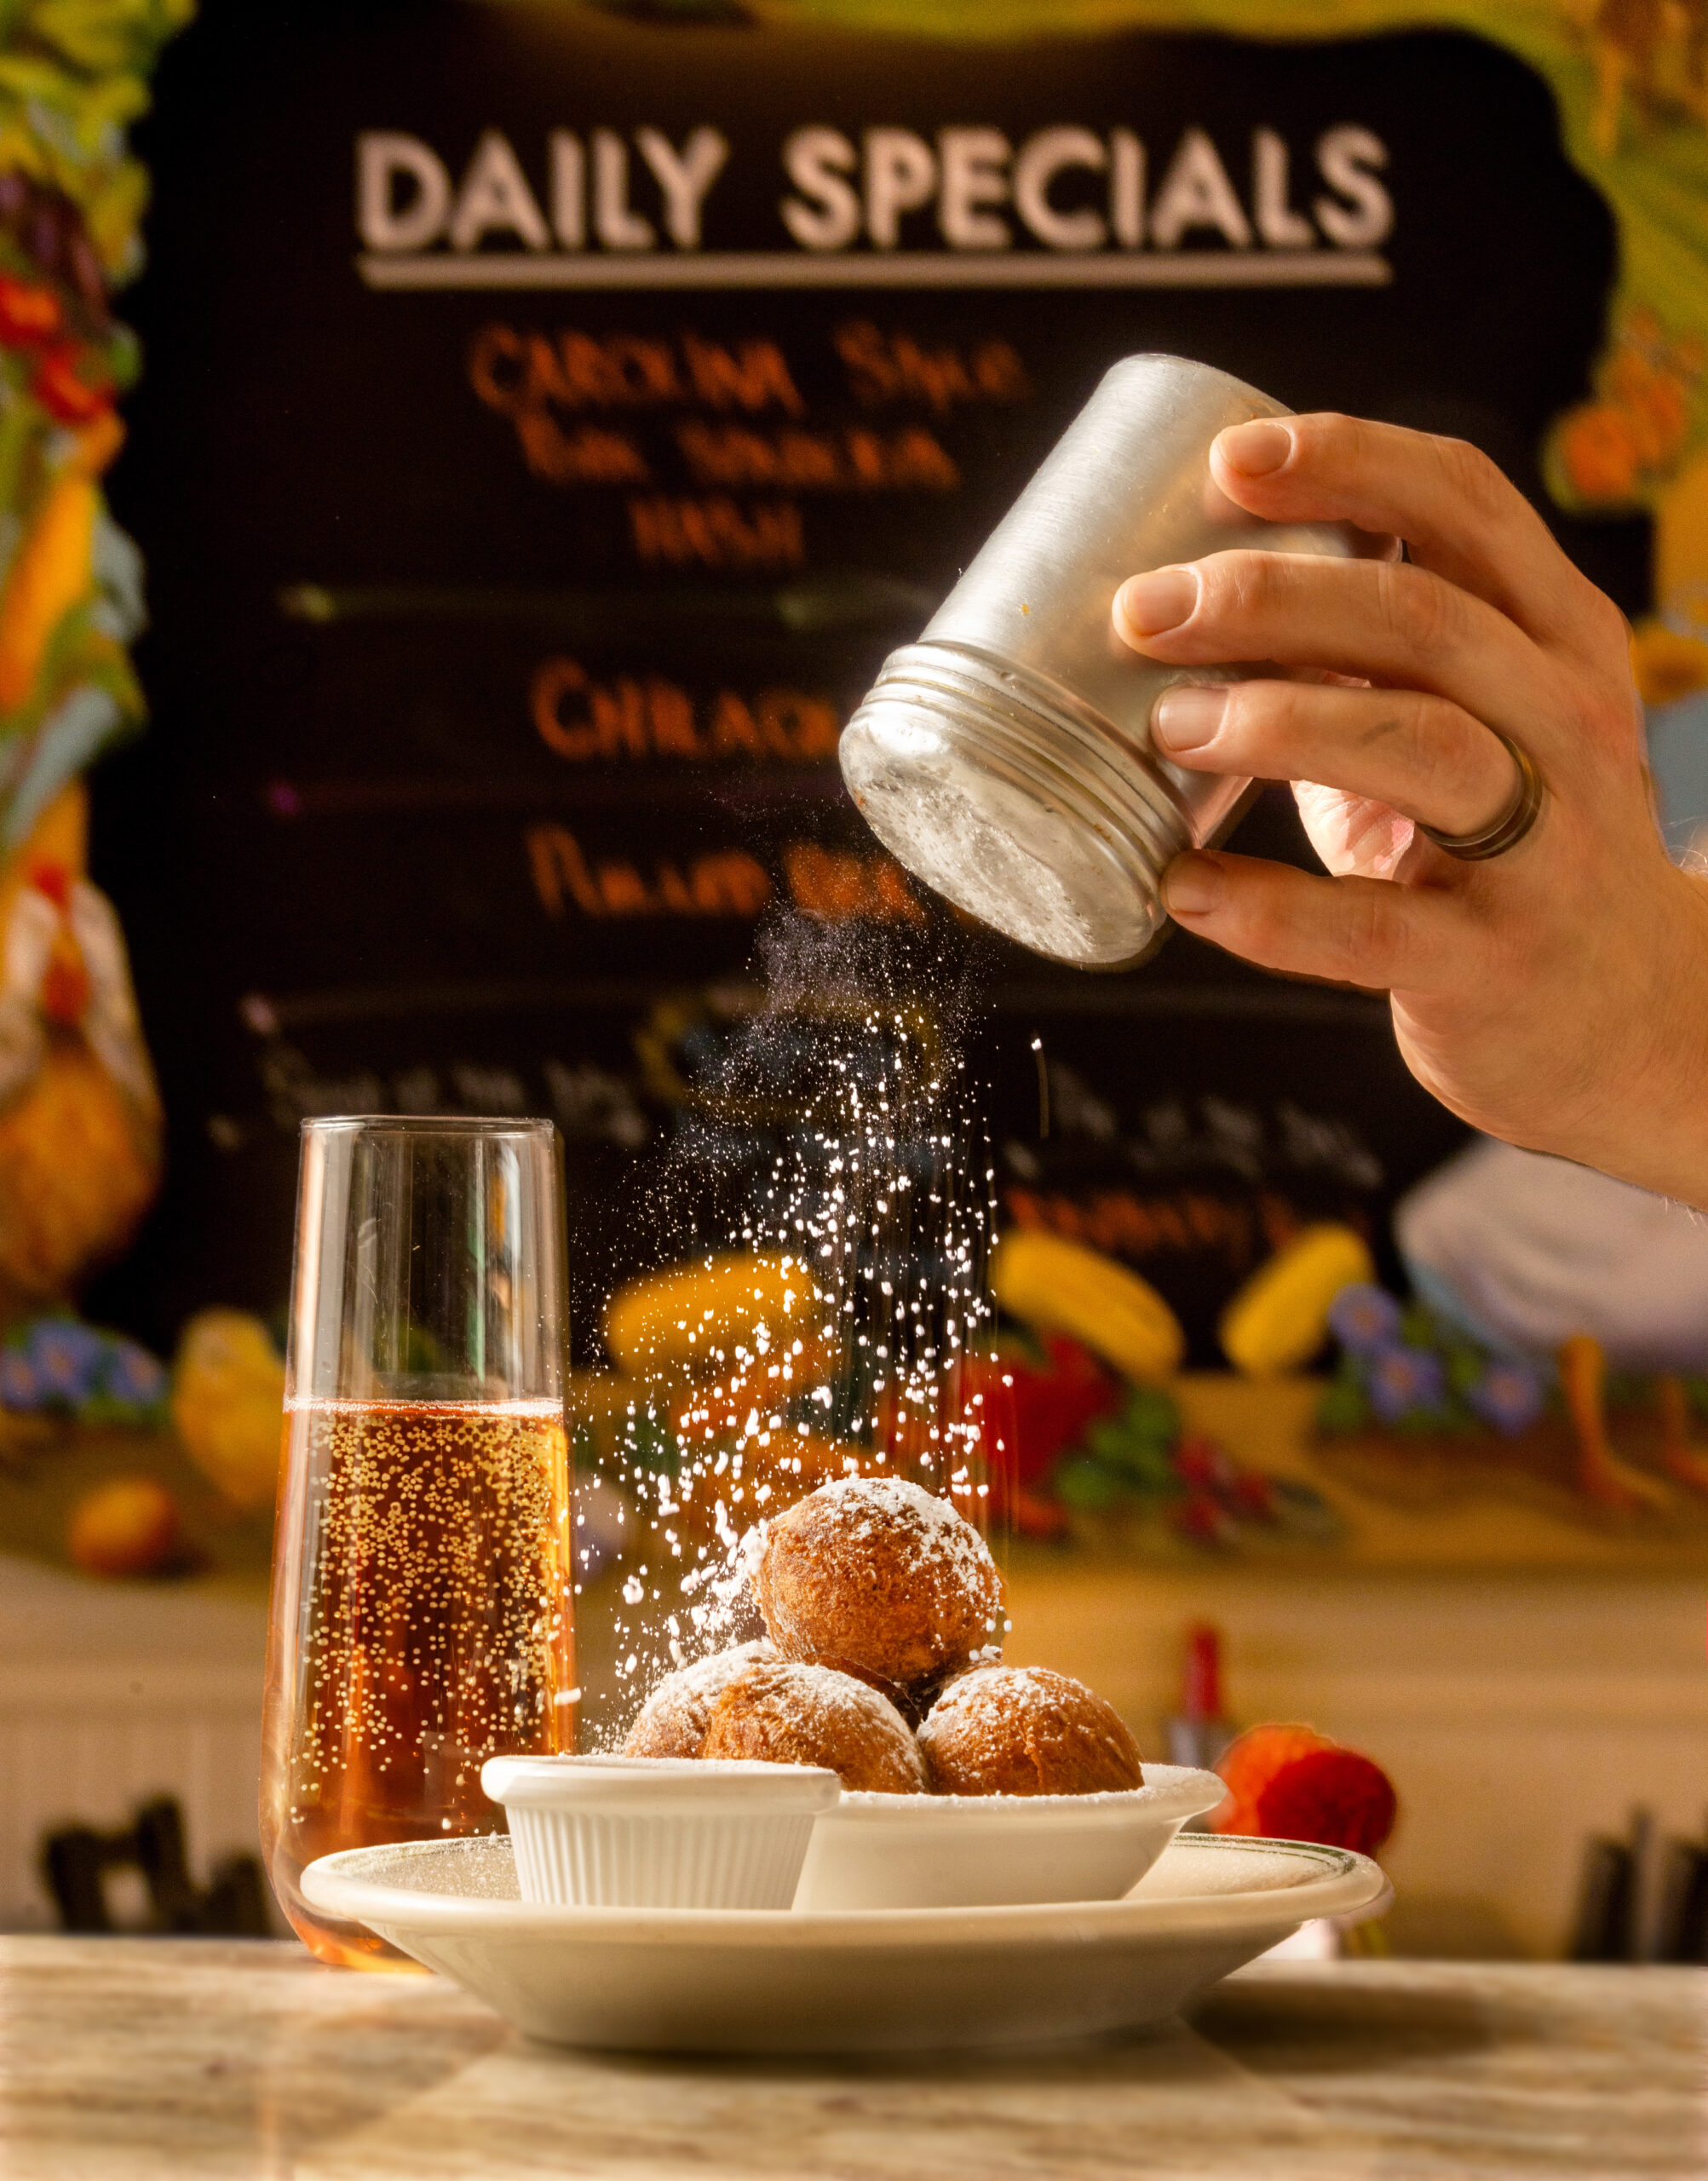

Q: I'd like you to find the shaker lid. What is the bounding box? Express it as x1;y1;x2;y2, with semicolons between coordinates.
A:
838;644;1184;971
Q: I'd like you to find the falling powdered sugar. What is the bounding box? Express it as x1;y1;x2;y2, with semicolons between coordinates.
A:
575;912;1010;1749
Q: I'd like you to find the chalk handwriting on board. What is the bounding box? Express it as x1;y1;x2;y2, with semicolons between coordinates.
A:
89;7;1613;1352
531;665;838;765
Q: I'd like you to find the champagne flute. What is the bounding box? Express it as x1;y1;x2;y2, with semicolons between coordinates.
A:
261;1117;573;1969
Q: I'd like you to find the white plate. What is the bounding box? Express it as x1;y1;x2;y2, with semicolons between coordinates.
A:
794;1764;1225;1911
302;1831;1390;2053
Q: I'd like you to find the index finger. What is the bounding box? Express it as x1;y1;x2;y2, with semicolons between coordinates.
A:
1210;413;1618;661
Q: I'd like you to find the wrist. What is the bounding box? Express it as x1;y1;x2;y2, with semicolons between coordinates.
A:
1583;863;1708;1210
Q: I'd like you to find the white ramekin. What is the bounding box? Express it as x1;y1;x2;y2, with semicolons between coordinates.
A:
480;1756;841;1911
792;1764;1227;1912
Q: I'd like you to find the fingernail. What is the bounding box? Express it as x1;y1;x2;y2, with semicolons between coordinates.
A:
1218;419;1292;476
1117;566;1199;637
1164;853;1225;917
1153;684;1228;752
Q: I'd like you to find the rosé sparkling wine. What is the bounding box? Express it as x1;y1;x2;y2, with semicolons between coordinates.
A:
262;1397;572;1967
262;1118;572;1970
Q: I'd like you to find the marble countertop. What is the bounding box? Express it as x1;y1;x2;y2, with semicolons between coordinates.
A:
0;1939;1701;2178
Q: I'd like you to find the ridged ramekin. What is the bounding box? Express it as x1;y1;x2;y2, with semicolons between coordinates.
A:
480;1756;841;1911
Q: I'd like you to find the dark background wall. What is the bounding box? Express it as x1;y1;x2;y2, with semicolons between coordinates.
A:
85;0;1646;1363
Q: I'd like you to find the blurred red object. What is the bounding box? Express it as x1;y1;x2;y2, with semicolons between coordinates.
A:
0;275;60;348
32;344;112;423
1257;1748;1398;1857
1170;1493;1236;1545
959;1334;1120;1539
1211;1722;1397;1857
1166;1621;1237;1769
1182;1623;1223;1721
1009;1488;1071;1540
995;1332;1121;1488
1172;1435;1234;1493
872;1334;1125;1542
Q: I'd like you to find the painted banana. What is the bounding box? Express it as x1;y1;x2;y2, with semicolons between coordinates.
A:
1219;1223;1375;1378
991;1229;1184;1381
605;1252;818;1377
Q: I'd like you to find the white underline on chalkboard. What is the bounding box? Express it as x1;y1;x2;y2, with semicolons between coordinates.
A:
357;250;1392;291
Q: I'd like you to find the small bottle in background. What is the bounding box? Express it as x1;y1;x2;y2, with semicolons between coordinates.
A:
1165;1622;1236;1781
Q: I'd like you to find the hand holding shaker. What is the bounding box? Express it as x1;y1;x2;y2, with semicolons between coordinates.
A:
839;355;1393;969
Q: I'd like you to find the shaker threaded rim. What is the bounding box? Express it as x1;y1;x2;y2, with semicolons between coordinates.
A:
840;639;1189;970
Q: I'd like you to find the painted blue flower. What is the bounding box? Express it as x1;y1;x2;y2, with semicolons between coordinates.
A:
1328;1284;1404;1358
103;1340;168;1409
1467;1359;1545;1436
1367;1344;1447;1423
0;1349;40;1410
26;1319;106;1402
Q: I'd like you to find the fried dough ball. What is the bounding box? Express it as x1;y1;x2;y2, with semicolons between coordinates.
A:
700;1658;926;1794
622;1640;776;1759
917;1666;1143;1797
752;1476;1003;1717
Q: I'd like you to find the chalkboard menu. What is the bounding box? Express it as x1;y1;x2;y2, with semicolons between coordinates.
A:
86;0;1647;1363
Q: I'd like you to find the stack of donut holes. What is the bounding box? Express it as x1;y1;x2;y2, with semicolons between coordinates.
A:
624;1474;1143;1797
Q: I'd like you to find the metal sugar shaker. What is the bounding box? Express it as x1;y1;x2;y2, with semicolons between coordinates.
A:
839;353;1387;970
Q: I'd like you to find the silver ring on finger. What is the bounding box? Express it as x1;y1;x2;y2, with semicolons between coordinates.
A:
1417;732;1544;862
